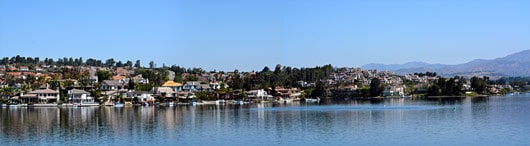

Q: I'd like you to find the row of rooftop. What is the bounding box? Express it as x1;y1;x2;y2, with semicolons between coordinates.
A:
2;63;525;105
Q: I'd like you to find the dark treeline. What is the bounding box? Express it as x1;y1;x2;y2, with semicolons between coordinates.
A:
426;76;492;96
0;55;140;68
1;56;196;75
427;76;467;96
489;77;530;87
229;64;333;97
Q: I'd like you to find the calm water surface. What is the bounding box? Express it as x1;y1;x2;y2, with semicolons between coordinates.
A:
2;94;530;146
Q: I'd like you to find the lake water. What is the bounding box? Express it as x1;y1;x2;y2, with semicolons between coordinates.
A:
2;94;530;146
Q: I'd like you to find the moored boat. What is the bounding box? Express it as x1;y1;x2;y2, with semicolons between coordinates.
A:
278;97;293;103
304;97;321;103
215;99;226;105
235;100;244;105
114;102;124;107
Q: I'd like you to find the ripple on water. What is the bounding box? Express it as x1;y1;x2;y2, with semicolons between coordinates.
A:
250;105;446;112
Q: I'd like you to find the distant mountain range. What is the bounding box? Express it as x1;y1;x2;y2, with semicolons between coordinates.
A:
362;50;530;77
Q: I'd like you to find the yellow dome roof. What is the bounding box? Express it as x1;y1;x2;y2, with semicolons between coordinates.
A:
162;81;183;87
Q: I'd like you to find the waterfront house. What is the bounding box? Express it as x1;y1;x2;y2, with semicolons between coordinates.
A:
246;89;274;101
383;85;404;96
20;88;60;104
152;87;177;101
183;81;202;92
209;82;227;90
274;87;302;99
161;81;183;92
67;89;94;104
126;91;154;103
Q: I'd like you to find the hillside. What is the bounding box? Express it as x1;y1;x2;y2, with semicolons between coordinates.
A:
362;50;530;77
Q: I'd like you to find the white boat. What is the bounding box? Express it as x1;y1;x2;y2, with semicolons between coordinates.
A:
79;102;100;107
215;99;226;105
166;102;174;107
304;97;321;103
278;98;293;103
235;100;244;105
114;102;124;107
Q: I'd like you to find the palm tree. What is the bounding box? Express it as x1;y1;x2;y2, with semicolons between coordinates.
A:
1;87;16;103
2;87;15;98
20;84;31;94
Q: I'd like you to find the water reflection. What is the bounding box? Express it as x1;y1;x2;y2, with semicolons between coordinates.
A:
1;95;530;145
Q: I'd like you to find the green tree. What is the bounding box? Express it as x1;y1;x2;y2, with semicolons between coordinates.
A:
96;70;112;81
20;84;32;94
427;84;440;96
311;81;325;97
1;87;15;98
369;78;382;97
136;83;153;91
149;61;155;69
128;78;135;90
358;87;370;97
105;58;115;67
471;76;487;94
135;60;141;68
126;60;133;68
116;61;123;67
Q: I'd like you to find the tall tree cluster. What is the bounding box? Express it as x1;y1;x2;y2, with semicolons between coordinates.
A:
427;76;466;96
228;64;334;92
470;76;488;94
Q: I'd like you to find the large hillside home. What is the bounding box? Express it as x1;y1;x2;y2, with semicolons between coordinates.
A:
183;81;202;92
99;80;125;91
161;81;183;92
20;89;60;104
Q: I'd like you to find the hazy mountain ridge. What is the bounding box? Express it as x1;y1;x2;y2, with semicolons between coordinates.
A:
362;61;447;71
362;50;530;77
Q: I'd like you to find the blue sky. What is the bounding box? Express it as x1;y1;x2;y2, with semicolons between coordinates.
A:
1;0;529;71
